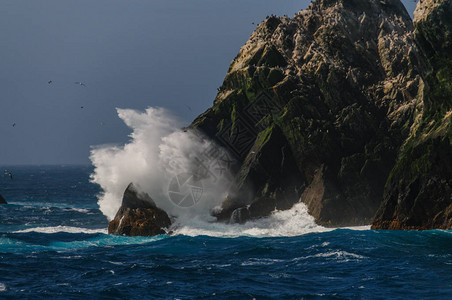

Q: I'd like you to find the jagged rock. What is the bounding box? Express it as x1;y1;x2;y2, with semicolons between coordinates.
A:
108;183;171;236
372;0;452;230
0;194;7;204
191;0;420;226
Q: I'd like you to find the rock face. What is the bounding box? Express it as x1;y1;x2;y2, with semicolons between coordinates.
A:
0;194;7;204
108;183;171;236
191;0;422;226
115;0;450;230
372;0;452;229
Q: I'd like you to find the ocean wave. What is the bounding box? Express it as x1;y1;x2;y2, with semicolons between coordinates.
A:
62;208;92;214
339;225;371;230
13;226;107;234
172;202;332;238
5;202;98;212
313;251;367;261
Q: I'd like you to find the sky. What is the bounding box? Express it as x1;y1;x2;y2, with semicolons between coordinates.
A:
0;0;417;165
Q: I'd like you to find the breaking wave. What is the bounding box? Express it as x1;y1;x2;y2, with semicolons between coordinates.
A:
89;107;346;237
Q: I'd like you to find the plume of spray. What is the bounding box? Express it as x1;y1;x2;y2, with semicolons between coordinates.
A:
90;107;233;222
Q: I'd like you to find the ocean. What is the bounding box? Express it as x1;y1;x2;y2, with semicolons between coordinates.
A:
0;165;451;299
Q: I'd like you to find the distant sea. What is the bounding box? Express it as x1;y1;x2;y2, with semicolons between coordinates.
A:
0;165;451;299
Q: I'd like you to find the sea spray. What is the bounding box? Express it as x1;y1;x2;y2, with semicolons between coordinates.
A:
90;107;328;236
90;107;233;221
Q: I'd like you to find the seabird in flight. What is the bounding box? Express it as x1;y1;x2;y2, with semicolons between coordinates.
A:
12;123;16;127
74;82;86;87
48;80;52;84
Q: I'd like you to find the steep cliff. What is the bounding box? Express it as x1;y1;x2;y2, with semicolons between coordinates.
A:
191;0;422;226
372;0;452;229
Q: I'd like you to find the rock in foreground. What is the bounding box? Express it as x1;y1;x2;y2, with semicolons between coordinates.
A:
108;183;171;236
0;194;7;204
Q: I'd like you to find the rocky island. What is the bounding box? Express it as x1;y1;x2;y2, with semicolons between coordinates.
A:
109;0;451;236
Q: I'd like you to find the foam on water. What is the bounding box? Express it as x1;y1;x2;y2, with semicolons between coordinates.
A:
172;202;330;238
14;226;107;234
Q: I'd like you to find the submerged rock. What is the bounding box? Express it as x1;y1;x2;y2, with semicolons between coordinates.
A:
108;183;171;236
0;194;7;204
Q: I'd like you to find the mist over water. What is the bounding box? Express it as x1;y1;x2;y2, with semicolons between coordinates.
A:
90;107;325;237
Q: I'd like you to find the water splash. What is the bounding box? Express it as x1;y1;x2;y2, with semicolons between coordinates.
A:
90;107;232;221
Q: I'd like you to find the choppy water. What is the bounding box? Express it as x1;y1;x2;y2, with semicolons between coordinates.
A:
0;166;451;299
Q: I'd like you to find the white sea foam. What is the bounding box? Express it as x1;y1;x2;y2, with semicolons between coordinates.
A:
313;251;367;261
172;202;330;238
14;226;107;234
339;225;371;230
65;208;91;213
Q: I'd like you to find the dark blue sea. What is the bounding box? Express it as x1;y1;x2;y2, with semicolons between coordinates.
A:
0;165;451;299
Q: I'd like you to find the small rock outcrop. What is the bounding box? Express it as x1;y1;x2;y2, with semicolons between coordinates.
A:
108;183;171;236
0;194;7;204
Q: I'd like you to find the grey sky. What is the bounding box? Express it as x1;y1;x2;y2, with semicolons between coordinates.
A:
0;0;417;165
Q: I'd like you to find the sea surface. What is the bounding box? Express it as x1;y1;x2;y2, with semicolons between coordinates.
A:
0;165;451;299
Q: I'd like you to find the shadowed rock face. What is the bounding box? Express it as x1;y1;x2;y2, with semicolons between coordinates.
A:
0;194;7;204
191;0;422;226
108;183;171;236
372;0;452;230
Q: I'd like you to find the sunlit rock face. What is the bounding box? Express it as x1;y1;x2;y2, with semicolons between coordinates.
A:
372;0;452;230
108;183;171;236
192;0;423;226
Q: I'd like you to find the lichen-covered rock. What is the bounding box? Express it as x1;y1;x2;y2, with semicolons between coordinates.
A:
108;183;171;236
372;0;452;230
192;0;420;226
